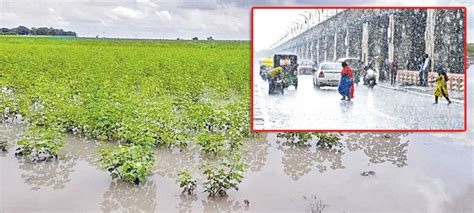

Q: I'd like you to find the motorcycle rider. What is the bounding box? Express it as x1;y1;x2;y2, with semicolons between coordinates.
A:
363;63;377;87
267;66;284;91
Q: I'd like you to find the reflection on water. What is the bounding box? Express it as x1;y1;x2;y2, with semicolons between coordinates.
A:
276;132;409;180
154;144;202;178
277;141;345;180
278;144;315;180
311;148;345;173
1;122;472;212
17;157;75;190
101;181;157;213
176;194;198;213
201;197;243;213
346;133;409;167
241;137;270;172
154;137;271;178
15;134;101;190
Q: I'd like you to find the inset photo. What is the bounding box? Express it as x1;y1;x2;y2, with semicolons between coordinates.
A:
252;7;467;131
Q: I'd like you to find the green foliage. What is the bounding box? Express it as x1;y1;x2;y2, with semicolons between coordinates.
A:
15;125;64;161
0;37;253;187
197;132;225;156
202;155;247;197
177;170;197;195
0;37;250;148
313;133;342;149
99;145;155;185
277;132;314;145
277;132;342;150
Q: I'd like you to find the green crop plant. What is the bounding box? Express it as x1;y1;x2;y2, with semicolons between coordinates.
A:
177;170;197;195
15;125;64;162
99;144;155;185
277;132;314;145
202;154;247;197
313;133;342;150
277;133;342;150
197;132;225;156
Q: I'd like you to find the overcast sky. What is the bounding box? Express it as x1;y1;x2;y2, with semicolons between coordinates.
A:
0;0;472;45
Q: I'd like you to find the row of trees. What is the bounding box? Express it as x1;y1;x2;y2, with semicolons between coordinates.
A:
0;26;77;36
189;36;213;41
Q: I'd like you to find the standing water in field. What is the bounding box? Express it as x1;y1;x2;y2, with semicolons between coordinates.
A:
1;123;473;212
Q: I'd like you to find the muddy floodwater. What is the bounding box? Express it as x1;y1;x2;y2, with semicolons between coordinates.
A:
1;77;473;212
1;124;473;212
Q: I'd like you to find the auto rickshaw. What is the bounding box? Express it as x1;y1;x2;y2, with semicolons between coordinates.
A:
273;54;298;89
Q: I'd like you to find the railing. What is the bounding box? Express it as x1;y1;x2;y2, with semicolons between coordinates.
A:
396;70;464;92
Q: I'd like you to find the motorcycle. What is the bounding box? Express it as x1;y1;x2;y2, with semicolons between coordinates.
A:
260;66;269;80
268;76;285;95
363;66;377;88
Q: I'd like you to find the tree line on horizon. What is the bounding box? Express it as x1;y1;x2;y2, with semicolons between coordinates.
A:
0;26;77;36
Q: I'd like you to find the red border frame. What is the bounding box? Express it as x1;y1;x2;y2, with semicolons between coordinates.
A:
250;6;467;133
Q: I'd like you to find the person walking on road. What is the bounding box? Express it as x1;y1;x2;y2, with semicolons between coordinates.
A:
419;62;425;86
338;62;354;101
432;68;451;105
422;53;431;86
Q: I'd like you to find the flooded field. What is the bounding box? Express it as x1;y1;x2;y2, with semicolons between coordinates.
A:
1;58;472;212
1;123;473;212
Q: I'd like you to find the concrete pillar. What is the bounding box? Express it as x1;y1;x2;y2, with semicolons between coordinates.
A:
316;39;320;64
333;31;338;61
327;34;334;61
301;43;305;59
393;10;426;70
432;9;464;73
345;29;349;58
305;42;309;59
425;9;436;70
324;39;327;62
388;14;395;63
362;22;369;65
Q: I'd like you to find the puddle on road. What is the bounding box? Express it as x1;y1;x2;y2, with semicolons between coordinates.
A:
1;123;473;212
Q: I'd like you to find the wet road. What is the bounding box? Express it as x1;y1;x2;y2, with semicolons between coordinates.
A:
253;69;465;130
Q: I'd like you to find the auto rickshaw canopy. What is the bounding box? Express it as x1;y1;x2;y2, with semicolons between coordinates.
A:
262;57;273;67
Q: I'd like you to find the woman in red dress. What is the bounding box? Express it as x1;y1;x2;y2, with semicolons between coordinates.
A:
341;62;355;99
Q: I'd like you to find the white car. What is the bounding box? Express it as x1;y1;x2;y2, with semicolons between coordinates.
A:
297;65;314;75
313;62;342;88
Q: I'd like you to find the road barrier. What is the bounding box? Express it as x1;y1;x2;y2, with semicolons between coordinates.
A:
396;70;464;92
